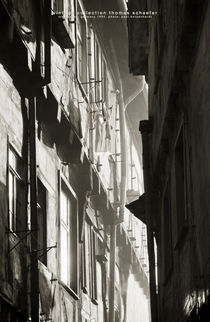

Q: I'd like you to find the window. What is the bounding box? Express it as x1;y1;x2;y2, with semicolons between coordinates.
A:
52;0;75;18
8;146;25;233
68;0;76;41
102;58;108;106
81;221;90;294
52;0;76;47
37;179;47;266
174;127;188;246
68;0;75;23
60;180;78;294
52;0;64;14
90;226;98;303
162;182;173;282
40;40;45;78
81;221;98;304
77;4;88;93
94;38;101;104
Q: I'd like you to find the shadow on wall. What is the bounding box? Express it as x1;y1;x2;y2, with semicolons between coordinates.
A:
0;179;27;312
126;272;150;322
185;290;210;321
0;181;8;281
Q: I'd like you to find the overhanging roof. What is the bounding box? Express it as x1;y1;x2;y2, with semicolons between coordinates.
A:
125;193;146;225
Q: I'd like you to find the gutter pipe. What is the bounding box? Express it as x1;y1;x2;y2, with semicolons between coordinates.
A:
29;97;39;322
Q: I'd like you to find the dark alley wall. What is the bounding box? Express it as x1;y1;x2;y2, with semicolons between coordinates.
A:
127;0;210;321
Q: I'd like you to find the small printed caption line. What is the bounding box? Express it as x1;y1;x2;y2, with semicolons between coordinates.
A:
76;11;158;19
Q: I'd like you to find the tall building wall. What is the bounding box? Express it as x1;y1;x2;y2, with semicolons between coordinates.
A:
0;0;150;321
127;0;210;321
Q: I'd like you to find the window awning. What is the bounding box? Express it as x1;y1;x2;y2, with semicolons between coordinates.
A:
125;193;146;225
52;14;75;49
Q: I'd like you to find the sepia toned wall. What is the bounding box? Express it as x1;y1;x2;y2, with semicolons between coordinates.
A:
127;0;210;321
0;0;150;321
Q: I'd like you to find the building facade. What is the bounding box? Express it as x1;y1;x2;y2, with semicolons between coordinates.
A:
127;0;210;321
0;0;150;321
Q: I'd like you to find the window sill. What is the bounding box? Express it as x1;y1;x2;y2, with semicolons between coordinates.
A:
82;286;88;294
59;280;80;300
38;259;48;270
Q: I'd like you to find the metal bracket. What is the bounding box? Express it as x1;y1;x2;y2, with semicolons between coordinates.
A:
37;244;57;261
7;230;34;254
27;245;57;269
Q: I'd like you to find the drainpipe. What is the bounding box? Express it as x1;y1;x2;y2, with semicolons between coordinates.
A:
29;2;51;320
139;119;158;322
109;223;117;322
29;97;39;322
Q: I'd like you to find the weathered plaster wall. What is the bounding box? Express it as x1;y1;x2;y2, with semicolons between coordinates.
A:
190;0;210;291
147;1;210;321
126;272;150;322
0;1;150;320
0;65;26;308
148;1;185;168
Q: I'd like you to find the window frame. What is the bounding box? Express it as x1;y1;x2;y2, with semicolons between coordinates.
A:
102;56;108;106
58;171;79;299
52;0;76;47
67;0;76;44
94;34;102;106
37;178;48;266
81;219;98;304
90;226;98;304
52;0;64;15
76;0;88;97
7;143;26;235
81;221;90;294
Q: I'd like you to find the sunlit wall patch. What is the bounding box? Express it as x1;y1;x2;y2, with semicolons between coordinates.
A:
184;289;208;317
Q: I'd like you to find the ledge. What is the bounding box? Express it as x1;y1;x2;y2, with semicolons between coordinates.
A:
59;280;80;301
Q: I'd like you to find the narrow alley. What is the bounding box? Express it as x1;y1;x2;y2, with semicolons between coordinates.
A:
0;1;210;322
